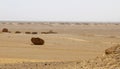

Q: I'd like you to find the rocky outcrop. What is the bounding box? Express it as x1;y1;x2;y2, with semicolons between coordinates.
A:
105;45;120;55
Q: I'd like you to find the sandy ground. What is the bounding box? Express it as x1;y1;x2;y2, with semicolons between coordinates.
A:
0;22;120;69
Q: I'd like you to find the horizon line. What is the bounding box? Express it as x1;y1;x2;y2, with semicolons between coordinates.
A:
0;20;120;23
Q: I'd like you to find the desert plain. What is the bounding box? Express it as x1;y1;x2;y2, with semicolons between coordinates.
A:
0;22;120;69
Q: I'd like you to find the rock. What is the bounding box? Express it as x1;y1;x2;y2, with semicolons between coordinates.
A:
2;28;8;32
31;37;44;45
15;31;21;34
32;32;37;34
105;45;120;55
41;30;57;34
25;32;31;34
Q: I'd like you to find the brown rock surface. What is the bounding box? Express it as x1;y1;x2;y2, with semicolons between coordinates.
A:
15;31;21;34
31;37;44;45
105;45;120;55
2;28;8;32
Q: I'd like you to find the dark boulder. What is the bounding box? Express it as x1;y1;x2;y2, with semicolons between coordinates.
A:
2;28;8;32
31;37;44;45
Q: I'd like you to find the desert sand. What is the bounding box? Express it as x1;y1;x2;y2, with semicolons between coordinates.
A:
0;22;120;69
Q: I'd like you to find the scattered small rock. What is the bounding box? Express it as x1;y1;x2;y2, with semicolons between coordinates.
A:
32;32;37;34
15;31;21;34
25;32;31;34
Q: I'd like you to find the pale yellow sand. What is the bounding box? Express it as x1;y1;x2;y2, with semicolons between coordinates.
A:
0;22;120;68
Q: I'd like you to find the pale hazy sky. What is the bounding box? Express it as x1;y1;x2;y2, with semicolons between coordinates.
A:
0;0;120;22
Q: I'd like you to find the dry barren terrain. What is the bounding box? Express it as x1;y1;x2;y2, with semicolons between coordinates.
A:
0;22;120;69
